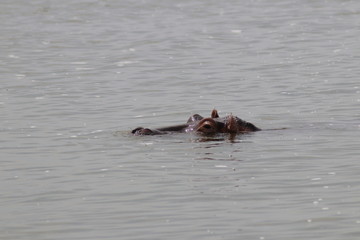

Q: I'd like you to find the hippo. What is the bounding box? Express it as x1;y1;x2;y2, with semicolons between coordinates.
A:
132;109;261;135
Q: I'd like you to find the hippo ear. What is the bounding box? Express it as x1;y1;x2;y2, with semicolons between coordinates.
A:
211;109;219;118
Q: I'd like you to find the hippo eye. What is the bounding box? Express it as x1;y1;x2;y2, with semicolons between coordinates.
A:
203;124;212;129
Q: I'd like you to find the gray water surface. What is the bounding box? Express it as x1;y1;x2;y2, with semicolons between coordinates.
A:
1;0;360;239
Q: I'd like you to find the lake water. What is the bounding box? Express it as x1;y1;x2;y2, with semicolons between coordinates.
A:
1;0;360;239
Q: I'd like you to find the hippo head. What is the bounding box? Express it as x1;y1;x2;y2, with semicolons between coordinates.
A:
131;109;260;136
194;114;242;135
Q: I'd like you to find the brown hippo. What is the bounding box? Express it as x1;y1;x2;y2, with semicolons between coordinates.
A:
132;109;261;135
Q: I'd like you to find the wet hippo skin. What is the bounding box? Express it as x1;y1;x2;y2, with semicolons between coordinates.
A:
132;109;261;136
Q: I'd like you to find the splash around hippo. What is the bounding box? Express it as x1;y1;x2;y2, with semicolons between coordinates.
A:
131;109;261;136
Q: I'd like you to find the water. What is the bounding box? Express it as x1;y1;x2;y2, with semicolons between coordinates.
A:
1;0;360;239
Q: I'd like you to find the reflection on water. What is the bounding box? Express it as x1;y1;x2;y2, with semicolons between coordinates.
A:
193;132;257;143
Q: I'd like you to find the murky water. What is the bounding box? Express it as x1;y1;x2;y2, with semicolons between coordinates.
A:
1;0;360;239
